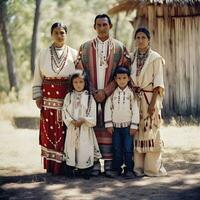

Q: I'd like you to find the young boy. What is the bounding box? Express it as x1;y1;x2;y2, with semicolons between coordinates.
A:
104;66;139;178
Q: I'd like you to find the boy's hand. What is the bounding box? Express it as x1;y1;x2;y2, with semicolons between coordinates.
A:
107;127;113;135
130;128;138;136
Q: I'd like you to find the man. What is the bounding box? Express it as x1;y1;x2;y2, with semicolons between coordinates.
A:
75;14;131;177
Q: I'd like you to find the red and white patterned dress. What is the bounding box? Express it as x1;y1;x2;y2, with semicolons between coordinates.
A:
33;45;77;175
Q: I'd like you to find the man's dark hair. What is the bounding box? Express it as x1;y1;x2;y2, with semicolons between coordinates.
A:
94;14;112;26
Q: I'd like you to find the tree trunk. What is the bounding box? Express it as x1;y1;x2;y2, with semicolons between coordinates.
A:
31;0;42;76
0;1;18;91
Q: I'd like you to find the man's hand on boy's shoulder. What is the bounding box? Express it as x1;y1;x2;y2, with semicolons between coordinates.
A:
93;90;106;103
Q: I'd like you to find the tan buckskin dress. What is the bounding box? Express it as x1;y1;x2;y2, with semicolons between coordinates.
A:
131;49;167;176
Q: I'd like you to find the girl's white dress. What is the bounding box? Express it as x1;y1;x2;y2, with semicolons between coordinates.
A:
62;90;102;169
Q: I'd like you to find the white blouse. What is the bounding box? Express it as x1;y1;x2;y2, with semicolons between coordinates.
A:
32;45;77;99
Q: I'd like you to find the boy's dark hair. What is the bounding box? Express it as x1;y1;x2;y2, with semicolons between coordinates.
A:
94;14;112;26
114;66;131;77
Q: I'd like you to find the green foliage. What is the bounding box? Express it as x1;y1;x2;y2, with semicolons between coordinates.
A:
0;87;17;104
0;0;34;93
0;38;9;92
0;0;133;95
0;0;8;7
39;0;133;49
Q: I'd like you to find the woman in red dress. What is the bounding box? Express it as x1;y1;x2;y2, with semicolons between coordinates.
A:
32;22;77;175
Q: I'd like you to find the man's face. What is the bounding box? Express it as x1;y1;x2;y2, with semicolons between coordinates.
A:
94;17;112;41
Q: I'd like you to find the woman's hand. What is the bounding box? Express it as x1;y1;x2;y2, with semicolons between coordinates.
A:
107;127;113;135
148;87;160;116
130;128;138;136
148;104;155;116
35;98;42;109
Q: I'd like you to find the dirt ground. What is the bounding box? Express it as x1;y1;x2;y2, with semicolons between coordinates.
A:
0;120;200;200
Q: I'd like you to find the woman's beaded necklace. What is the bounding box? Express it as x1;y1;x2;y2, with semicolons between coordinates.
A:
132;48;149;76
50;44;68;74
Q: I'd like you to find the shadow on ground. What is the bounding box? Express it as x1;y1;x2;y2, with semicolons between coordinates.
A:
0;159;200;200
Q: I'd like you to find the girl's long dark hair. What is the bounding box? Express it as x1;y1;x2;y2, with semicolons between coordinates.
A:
68;70;92;115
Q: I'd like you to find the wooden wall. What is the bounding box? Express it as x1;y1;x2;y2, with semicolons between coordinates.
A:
133;5;200;116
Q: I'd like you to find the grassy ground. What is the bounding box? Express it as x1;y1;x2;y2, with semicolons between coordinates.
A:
0;120;199;200
0;86;199;199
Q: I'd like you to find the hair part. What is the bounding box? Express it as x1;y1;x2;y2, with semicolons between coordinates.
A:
51;22;68;34
134;27;151;40
94;14;112;26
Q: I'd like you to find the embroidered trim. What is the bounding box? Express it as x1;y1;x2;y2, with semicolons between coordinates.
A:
43;97;64;109
86;157;91;167
131;48;150;76
105;120;112;124
113;121;131;128
33;86;42;99
131;122;139;126
43;78;68;86
33;85;42;88
41;116;63;147
93;37;115;67
41;146;64;163
134;139;155;152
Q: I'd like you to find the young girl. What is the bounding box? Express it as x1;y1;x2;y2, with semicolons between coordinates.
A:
62;70;101;179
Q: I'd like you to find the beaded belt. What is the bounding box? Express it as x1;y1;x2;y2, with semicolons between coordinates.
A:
42;97;64;122
43;77;69;86
43;97;64;109
44;77;68;80
134;87;153;105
